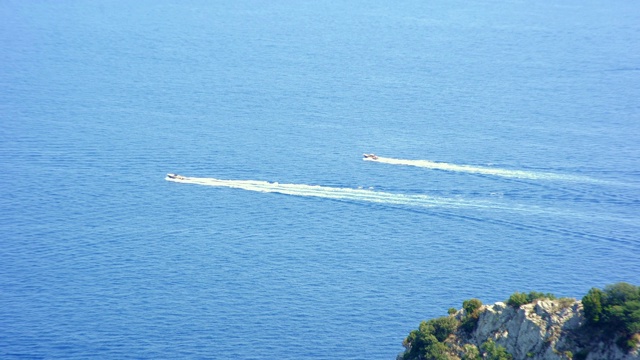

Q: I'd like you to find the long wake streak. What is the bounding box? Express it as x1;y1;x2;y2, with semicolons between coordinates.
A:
165;175;636;246
166;176;508;211
367;156;593;182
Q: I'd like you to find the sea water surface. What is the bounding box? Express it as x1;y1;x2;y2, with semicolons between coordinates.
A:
1;1;639;359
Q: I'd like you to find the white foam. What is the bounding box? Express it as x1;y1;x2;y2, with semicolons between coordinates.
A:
368;156;593;182
166;176;504;210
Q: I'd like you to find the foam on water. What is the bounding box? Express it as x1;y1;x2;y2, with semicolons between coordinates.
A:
165;175;638;247
167;175;549;214
167;175;470;208
366;156;598;182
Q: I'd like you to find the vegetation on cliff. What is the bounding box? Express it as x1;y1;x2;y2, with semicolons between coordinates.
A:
401;297;512;360
400;283;640;360
582;283;640;350
506;291;557;308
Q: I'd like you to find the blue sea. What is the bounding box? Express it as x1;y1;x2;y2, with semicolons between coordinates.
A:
1;1;639;359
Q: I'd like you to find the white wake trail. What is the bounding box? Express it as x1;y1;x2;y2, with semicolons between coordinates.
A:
165;175;638;246
166;175;509;211
367;156;594;182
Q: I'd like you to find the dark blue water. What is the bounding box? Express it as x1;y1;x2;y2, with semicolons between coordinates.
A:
2;1;639;358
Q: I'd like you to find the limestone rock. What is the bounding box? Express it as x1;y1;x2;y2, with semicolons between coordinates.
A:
450;299;640;360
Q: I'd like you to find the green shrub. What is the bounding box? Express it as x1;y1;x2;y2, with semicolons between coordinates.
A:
463;298;482;316
582;282;640;352
430;316;459;342
448;307;457;316
527;291;556;302
609;300;640;334
462;344;480;360
481;339;513;360
507;292;528;308
604;283;640;306
423;341;451;360
459;298;483;333
507;291;557;308
402;329;426;360
402;316;459;360
583;287;604;324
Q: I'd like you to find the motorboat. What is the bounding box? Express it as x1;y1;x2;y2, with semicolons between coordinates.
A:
167;173;186;180
363;153;379;160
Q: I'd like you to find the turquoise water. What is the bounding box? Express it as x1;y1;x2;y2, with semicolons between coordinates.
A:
2;1;639;358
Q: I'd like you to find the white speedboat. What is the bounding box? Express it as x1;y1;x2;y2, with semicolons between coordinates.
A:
167;173;186;180
363;153;379;160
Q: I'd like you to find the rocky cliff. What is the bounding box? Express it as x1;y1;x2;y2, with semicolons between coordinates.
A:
400;297;640;360
450;299;639;360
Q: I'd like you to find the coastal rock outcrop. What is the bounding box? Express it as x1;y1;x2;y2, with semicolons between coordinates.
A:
450;299;639;360
399;297;640;360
